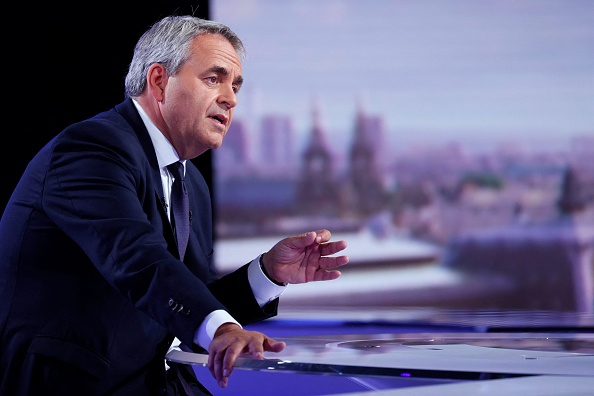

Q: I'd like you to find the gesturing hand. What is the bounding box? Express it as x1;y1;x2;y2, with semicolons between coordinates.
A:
262;229;349;284
208;323;286;388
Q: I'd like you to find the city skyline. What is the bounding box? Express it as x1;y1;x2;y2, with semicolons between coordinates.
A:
212;0;594;148
211;1;594;315
221;103;584;167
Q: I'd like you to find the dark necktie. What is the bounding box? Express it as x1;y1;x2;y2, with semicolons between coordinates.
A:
167;161;190;260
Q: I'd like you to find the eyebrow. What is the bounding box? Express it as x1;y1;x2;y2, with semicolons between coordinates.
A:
209;65;244;88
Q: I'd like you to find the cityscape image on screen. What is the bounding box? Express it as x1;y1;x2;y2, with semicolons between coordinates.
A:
211;0;594;313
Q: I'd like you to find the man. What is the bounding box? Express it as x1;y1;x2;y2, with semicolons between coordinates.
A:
0;15;349;395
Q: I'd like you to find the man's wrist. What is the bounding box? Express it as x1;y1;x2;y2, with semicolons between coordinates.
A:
259;254;287;286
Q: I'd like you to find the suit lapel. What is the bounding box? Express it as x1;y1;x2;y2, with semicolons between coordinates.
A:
115;99;179;259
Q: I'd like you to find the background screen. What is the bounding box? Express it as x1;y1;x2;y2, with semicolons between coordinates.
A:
211;0;594;313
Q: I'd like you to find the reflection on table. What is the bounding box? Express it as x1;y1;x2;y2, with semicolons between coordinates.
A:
166;320;594;395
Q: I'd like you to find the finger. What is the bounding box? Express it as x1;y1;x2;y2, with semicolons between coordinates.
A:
221;341;246;380
217;377;229;388
314;269;342;281
207;349;215;377
318;255;349;269
285;231;317;250
246;339;265;359
319;240;348;256
218;376;229;388
313;229;332;243
208;348;226;387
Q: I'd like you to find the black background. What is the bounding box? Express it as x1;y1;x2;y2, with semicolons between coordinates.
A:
4;0;211;212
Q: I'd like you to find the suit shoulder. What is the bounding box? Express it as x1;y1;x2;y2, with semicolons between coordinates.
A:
57;107;140;148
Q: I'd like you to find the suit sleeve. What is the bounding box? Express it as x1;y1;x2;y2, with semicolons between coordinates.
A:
208;263;279;325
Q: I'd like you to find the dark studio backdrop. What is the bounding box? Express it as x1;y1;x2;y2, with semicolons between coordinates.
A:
5;1;594;315
4;0;211;212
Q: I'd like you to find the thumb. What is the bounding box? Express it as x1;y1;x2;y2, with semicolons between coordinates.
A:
264;337;286;353
271;231;320;262
289;231;318;248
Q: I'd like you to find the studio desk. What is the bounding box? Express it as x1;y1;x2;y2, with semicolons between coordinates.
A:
166;308;594;395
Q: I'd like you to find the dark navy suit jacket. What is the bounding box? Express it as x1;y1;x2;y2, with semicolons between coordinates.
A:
0;98;278;395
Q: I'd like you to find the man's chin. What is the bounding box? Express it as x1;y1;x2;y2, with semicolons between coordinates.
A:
211;134;226;150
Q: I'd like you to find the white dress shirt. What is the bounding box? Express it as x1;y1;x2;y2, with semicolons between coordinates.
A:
132;100;286;350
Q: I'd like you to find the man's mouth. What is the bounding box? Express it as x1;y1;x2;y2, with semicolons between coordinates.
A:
209;114;228;126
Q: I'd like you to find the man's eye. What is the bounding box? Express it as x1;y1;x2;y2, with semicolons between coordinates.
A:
206;77;218;84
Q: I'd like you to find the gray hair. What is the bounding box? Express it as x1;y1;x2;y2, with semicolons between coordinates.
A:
124;15;245;98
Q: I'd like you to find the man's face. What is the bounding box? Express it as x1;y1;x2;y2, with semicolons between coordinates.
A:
159;33;243;160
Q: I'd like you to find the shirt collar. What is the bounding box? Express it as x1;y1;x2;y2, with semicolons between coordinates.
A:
132;99;184;169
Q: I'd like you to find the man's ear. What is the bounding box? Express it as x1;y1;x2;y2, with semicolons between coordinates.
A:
146;63;168;101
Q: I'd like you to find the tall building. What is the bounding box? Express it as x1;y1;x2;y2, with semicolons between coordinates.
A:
294;102;342;215
260;115;295;174
558;135;594;215
348;102;388;216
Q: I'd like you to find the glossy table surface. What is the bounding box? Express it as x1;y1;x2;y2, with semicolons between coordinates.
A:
167;331;594;378
166;309;594;395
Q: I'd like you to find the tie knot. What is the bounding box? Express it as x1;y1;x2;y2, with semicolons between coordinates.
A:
167;161;184;180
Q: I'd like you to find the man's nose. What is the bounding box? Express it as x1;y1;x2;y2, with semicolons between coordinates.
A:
218;85;238;109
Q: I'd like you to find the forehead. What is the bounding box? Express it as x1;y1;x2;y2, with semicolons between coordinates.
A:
188;33;242;74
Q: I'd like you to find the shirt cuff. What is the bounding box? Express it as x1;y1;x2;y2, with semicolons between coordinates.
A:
248;254;287;306
194;310;241;351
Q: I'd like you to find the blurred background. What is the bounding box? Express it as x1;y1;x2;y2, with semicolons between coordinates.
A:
210;0;594;314
6;0;594;316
